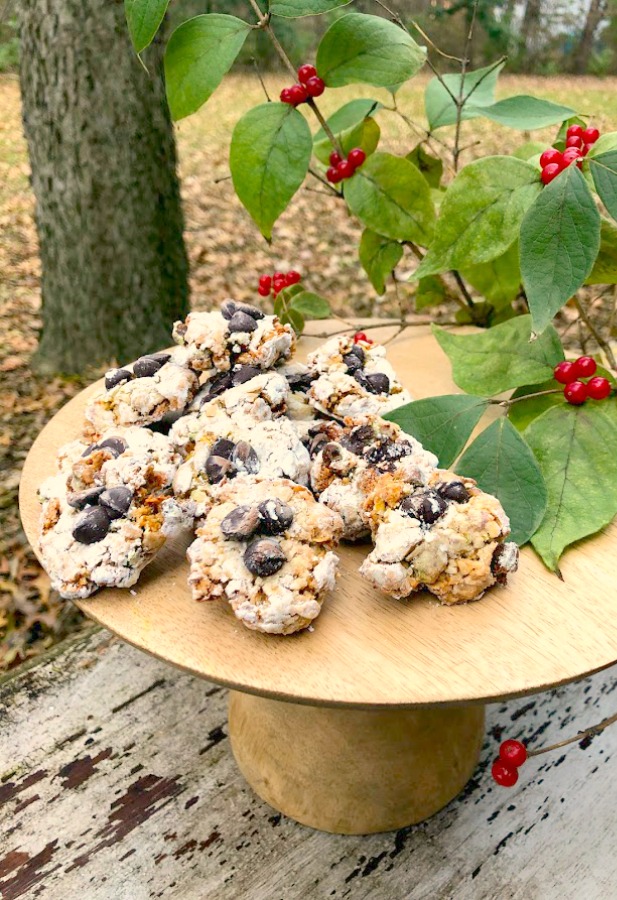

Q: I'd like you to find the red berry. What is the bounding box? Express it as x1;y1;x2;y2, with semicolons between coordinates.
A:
564;381;588;405
540;148;562;168
297;64;317;85
567;124;584;139
280;88;293;104
329;151;342;166
573;355;597;378
581;143;591;156
353;331;372;344
258;284;271;297
582;126;600;144
554;360;577;384
259;274;272;289
491;759;519;787
347;147;367;169
337;159;355;180
274;271;285;280
499;739;527;768
285;270;301;286
305;76;325;98
587;376;612;400
566;135;583;149
289;84;308;106
562;147;583;166
541;163;562;185
326;166;342;184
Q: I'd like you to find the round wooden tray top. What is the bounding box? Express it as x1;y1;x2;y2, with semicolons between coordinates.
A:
19;324;617;709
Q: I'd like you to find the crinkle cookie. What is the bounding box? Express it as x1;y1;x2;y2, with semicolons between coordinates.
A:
187;478;344;634
308;418;438;540
172;301;295;374
360;469;519;605
38;482;170;600
84;348;198;437
169;374;310;521
306;335;412;419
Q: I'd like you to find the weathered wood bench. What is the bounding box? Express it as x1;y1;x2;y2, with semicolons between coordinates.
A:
1;627;616;899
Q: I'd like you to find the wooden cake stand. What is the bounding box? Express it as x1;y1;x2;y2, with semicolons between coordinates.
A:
19;324;617;835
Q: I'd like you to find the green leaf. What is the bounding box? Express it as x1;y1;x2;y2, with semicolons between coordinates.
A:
471;96;575;130
512;141;547;162
125;0;170;53
230;103;312;240
406;144;443;189
288;291;331;319
520;165;601;334
588;149;617;222
586;218;617;284
270;0;353;16
415;157;540;277
358;229;403;294
555;116;587;143
384;394;488;468
424;61;505;130
316;13;426;90
280;308;305;334
507;380;562;432
456;418;547;545
586;132;617;157
525;402;617;571
313;116;380;166
415;275;447;310
313;99;381;143
165;15;251;121
460;243;521;309
343;152;435;244
432;315;564;395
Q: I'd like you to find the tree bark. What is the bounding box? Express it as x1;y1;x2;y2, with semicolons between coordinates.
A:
520;0;542;67
571;0;608;74
19;0;190;374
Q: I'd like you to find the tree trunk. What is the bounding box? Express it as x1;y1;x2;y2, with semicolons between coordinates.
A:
19;0;190;374
520;0;542;67
571;0;608;74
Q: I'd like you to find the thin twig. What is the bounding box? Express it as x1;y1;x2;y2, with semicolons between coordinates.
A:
213;174;232;184
488;388;563;408
304;186;337;196
453;0;479;172
308;166;342;197
251;57;271;102
463;55;507;106
573;295;617;371
410;19;464;61
527;709;617;758
452;270;475;310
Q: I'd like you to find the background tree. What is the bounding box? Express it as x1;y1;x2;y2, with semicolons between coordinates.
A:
571;0;609;72
19;0;190;373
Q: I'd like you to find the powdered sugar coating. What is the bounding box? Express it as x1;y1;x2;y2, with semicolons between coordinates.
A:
187;478;343;634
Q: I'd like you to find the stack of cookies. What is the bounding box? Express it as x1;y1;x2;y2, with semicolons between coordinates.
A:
37;301;518;635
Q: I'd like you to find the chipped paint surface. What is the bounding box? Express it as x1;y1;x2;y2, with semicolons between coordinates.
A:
1;630;617;899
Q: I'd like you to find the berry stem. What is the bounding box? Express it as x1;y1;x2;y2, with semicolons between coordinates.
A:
489;388;564;408
573;295;617;372
308;166;343;197
526;708;617;758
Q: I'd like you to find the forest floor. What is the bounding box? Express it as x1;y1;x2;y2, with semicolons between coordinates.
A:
2;73;617;669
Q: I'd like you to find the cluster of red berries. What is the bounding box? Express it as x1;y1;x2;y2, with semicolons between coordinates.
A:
553;356;612;406
540;123;601;185
280;64;325;107
257;270;301;298
326;148;367;184
492;739;527;787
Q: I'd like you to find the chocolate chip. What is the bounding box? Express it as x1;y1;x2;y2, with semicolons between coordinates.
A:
365;373;390;395
341;424;376;456
150;353;171;365
349;344;365;363
221;300;236;320
97;437;127;457
72;505;111;544
205;455;235;484
67;486;105;510
203;372;234;400
307;432;329;457
232;364;261;385
287;372;316;394
258;499;293;535
243;538;286;577
99;486;133;519
81;444;96;458
491;542;519;582
220;505;260;541
322;442;344;468
400;490;448;525
233;301;265;320
105;368;132;390
133;356;166;378
228;311;258;334
343;353;363;374
353;370;371;390
365;439;412;466
438;481;471;503
232;441;259;474
211;438;236;460
146;410;183;435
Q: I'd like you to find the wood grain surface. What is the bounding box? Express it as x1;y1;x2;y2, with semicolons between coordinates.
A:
18;322;617;708
2;629;617;899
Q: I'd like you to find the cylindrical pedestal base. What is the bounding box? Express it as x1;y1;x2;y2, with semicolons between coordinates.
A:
228;691;485;835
